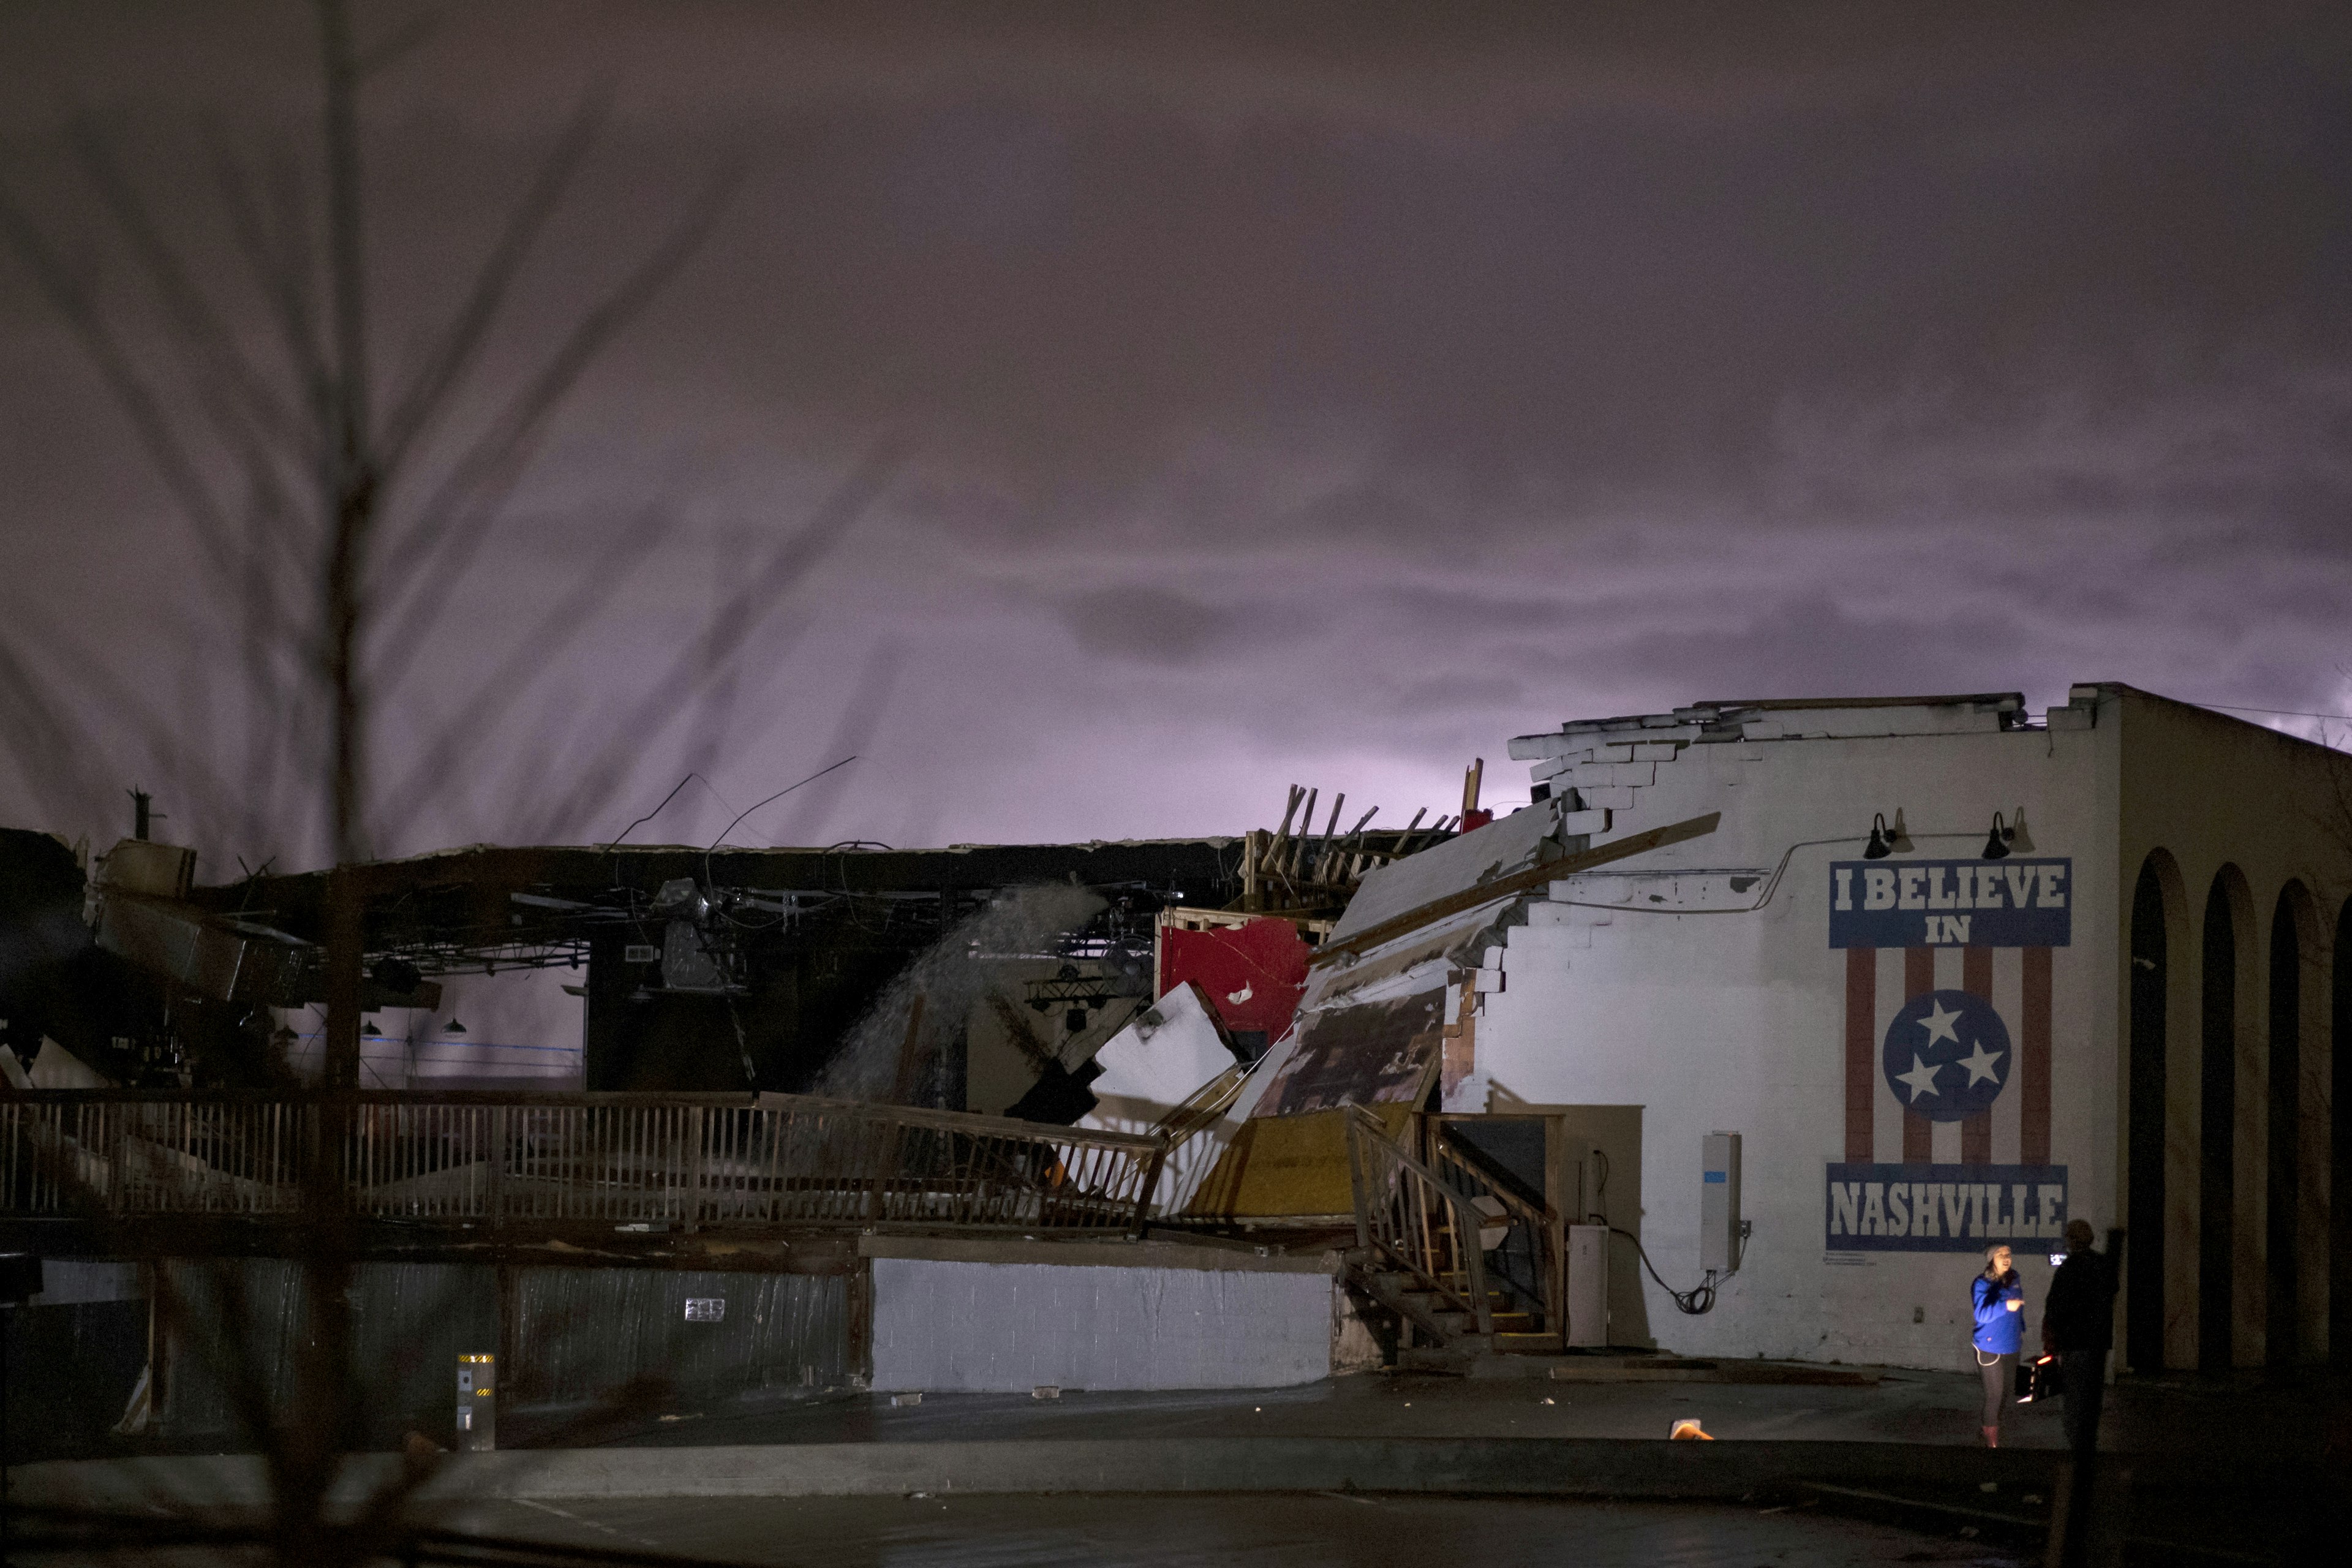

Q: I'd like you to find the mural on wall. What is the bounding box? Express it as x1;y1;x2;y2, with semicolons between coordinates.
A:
1830;859;2072;950
1823;857;2071;1252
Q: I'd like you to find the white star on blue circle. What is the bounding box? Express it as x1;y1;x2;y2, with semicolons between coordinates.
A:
1882;988;2012;1122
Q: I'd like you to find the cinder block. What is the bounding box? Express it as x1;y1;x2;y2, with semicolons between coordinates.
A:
1580;785;1635;810
1559;808;1610;834
1563;761;1654;788
1473;969;1504;993
1507;733;1583;761
1506;924;1578;955
1632;742;1679;761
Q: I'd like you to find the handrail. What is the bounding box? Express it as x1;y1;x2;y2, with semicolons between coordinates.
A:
1427;1126;1551;1231
1344;1104;1491;1336
1150;1061;1250;1144
1;1085;1167;1134
0;1089;1166;1236
1426;1123;1558;1333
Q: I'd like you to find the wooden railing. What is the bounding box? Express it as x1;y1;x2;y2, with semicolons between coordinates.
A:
1344;1104;1492;1336
1425;1120;1560;1335
0;1090;1166;1237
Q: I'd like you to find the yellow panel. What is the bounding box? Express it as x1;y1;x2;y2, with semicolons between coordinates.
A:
1184;1104;1415;1219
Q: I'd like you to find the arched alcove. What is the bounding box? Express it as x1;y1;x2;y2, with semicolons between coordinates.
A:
2334;896;2352;1368
2267;882;2315;1365
2127;854;2173;1371
2201;866;2255;1371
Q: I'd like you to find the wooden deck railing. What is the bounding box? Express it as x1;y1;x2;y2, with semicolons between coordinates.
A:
0;1090;1167;1236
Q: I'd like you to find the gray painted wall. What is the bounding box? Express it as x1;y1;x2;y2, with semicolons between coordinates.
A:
870;1258;1332;1392
513;1268;848;1408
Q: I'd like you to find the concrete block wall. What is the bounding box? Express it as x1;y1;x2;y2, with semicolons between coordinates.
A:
1464;710;2113;1371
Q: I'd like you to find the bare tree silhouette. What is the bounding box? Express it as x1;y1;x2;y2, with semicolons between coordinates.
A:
0;2;891;1559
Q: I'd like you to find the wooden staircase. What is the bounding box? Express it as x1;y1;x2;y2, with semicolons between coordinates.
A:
1343;1106;1564;1367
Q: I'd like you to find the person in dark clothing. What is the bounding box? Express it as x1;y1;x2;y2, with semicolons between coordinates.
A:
2042;1218;2116;1453
1971;1243;2025;1447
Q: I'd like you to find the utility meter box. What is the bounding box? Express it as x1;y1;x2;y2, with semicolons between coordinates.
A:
456;1353;496;1451
1701;1132;1741;1274
1566;1223;1610;1348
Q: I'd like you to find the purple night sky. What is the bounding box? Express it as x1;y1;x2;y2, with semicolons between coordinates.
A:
4;2;2350;873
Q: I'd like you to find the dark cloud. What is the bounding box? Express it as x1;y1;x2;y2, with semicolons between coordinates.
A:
1573;594;2038;705
1055;586;1319;666
4;2;2351;862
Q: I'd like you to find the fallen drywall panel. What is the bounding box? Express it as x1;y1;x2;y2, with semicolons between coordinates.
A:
1248;987;1446;1119
1078;980;1240;1213
1326;799;1568;946
28;1037;110;1089
1082;980;1235;1114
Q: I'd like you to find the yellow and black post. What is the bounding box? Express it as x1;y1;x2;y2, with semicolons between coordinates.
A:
456;1353;496;1451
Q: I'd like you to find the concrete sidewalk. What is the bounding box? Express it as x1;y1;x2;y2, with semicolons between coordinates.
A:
529;1365;2052;1450
504;1360;2286;1461
16;1367;2334;1564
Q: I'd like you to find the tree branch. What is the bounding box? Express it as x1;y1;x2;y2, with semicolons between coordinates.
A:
365;159;747;665
520;445;894;838
374;95;609;478
0;170;244;589
205;125;336;444
68;113;308;462
372;504;676;835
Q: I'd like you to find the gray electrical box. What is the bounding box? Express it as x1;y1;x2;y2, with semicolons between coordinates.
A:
1566;1223;1610;1347
1701;1131;1741;1274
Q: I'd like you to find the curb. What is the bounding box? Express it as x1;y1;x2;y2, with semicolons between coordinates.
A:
17;1436;2065;1510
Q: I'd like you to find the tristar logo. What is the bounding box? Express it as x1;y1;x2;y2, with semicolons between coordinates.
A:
1828;858;2071;949
1884;989;2009;1122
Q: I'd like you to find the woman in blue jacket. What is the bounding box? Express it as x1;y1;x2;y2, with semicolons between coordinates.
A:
1972;1243;2025;1446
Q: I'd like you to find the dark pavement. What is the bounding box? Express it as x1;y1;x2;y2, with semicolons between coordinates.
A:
447;1492;2029;1567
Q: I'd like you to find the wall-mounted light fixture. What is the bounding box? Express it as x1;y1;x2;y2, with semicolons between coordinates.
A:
1981;812;2013;859
1863;809;1914;859
443;1018;468;1036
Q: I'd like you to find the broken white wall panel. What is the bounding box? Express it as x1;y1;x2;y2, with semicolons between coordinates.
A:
28;1036;111;1088
1246;987;1446;1120
1082;981;1235;1115
1313;810;1720;967
1322;795;1575;948
1078;980;1241;1212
